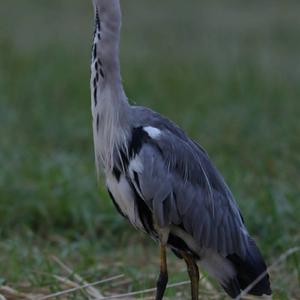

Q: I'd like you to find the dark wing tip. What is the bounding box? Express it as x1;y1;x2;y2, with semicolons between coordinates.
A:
221;278;241;298
226;237;272;297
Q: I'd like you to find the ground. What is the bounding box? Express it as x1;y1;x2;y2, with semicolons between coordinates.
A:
0;0;299;299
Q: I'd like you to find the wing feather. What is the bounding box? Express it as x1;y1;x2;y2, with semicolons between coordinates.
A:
127;119;248;257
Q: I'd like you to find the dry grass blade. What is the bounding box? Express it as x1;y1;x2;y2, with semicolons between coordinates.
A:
32;270;89;295
52;256;104;299
100;280;190;299
38;275;124;300
110;279;132;288
51;274;87;289
0;285;44;300
236;246;300;300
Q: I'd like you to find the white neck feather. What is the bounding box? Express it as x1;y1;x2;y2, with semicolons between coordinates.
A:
91;0;130;174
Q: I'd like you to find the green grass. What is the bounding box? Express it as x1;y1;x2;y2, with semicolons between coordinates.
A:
0;0;299;298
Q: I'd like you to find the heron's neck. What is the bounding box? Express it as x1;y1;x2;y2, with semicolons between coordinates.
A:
91;0;130;172
91;0;127;105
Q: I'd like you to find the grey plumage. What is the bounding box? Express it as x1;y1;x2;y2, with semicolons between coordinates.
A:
129;106;248;257
90;1;271;299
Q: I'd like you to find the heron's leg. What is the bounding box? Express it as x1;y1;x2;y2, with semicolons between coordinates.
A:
155;230;169;300
181;251;199;300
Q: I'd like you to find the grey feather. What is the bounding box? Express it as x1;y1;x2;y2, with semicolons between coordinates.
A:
128;106;249;258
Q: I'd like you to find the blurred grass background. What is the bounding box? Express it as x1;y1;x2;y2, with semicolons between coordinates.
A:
0;0;299;298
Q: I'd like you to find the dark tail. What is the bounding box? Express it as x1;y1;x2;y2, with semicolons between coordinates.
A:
224;237;272;298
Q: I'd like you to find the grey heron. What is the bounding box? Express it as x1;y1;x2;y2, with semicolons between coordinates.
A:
90;0;272;299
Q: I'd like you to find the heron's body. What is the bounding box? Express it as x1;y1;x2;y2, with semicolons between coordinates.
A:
90;1;272;299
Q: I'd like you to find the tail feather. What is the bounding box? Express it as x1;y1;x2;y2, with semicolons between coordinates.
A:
198;237;271;298
226;237;272;297
221;278;240;298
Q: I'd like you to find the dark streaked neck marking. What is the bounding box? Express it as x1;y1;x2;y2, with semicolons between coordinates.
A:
91;8;104;107
91;0;131;172
95;7;100;32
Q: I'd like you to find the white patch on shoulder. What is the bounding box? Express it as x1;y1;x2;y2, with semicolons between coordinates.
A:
143;126;161;139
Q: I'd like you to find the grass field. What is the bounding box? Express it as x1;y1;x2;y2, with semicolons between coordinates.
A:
0;0;299;299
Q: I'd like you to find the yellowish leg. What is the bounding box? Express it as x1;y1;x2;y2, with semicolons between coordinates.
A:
155;242;168;300
181;252;199;300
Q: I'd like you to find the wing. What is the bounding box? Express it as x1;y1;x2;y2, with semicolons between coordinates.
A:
127;124;249;258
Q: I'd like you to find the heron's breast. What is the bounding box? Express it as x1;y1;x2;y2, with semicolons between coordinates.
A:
106;173;143;229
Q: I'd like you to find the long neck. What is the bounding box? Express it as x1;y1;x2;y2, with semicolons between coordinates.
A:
91;0;126;103
91;0;129;173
